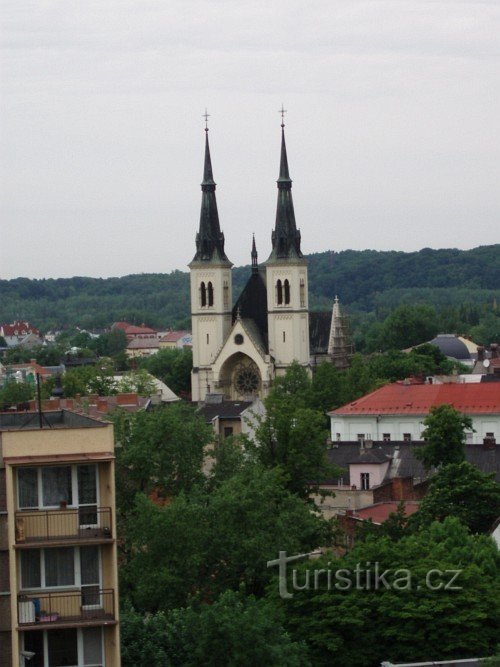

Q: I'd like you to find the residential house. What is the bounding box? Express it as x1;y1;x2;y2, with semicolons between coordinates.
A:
328;382;500;445
158;331;192;350
0;410;120;666
0;322;42;349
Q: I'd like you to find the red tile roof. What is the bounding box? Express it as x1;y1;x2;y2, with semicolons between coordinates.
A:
355;501;420;524
331;382;500;415
160;330;190;343
1;320;40;336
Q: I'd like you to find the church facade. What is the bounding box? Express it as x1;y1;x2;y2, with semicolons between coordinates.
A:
189;123;352;402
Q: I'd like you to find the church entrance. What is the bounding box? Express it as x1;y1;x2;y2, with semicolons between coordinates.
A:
218;352;262;400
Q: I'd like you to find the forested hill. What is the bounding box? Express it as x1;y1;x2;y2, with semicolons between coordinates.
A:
1;244;498;331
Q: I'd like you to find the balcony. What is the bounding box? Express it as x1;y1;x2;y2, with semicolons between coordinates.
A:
15;507;113;546
18;589;116;629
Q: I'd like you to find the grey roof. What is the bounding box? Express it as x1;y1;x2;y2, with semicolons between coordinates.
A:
428;334;472;360
197;400;253;423
324;442;500;485
309;311;332;355
0;409;107;431
348;448;392;464
232;270;268;352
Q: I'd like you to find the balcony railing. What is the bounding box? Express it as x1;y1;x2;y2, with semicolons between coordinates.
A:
15;507;112;544
18;589;115;627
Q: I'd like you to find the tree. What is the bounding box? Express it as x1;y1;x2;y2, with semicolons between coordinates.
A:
415;404;472;469
120;592;310;667
117;369;157;396
276;518;500;666
114;403;211;505
380;304;439;350
252;364;337;498
139;348;192;396
412;461;500;534
0;380;35;409
310;362;346;415
122;465;332;611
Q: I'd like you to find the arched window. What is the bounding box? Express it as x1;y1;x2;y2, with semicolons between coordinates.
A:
200;282;207;307
207;281;214;307
300;278;305;307
284;279;290;305
276;279;283;305
223;280;229;308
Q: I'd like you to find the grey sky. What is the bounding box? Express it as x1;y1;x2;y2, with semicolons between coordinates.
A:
1;0;499;279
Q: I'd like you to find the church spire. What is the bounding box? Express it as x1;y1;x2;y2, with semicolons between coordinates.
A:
267;110;303;262
251;234;258;273
191;117;231;265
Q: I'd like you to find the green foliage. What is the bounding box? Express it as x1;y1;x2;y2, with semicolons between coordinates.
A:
116;369;157;396
378;303;439;350
60;364;117;397
114;403;211;505
412;462;500;534
0;380;35;409
253;364;338;498
122;465;332;611
0;335;7;347
139;348;192;396
276;518;500;666
121;592;310;667
415;404;472;469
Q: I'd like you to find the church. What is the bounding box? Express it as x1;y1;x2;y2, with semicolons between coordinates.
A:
189;120;353;402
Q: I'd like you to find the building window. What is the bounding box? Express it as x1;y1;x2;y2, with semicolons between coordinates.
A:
24;627;103;667
223;427;234;438
486;432;495;438
207;281;214;307
282;331;286;343
20;546;100;591
336;433;341;442
383;433;391;442
200;281;207;307
206;333;209;344
300;278;305;307
234;334;244;345
17;465;97;511
223;280;229;308
360;473;370;490
357;434;365;443
403;433;412;442
284;279;290;305
276;279;283;305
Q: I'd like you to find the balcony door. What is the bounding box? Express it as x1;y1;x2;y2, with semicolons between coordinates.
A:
80;546;101;610
77;465;98;529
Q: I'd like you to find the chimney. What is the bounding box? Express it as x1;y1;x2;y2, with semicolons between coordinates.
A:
490;343;498;359
477;345;485;362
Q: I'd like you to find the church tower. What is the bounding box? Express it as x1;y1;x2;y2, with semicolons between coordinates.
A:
189;124;233;401
265;120;310;376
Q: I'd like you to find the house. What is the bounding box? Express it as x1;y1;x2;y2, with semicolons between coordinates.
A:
0;321;42;348
317;438;500;518
159;330;192;349
0;360;64;388
197;394;264;441
125;337;160;358
329;382;500;445
0;409;120;666
337;501;421;548
111;322;158;341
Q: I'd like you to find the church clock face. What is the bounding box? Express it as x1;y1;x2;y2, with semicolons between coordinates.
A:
235;366;260;394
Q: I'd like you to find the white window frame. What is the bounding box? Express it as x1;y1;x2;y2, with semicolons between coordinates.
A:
17;464;99;511
22;626;105;667
20;546;102;592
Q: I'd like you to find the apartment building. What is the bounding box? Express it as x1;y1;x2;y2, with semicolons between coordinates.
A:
0;410;120;667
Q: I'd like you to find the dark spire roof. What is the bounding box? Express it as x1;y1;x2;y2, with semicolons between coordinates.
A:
191;129;231;265
266;124;304;263
251;234;258;273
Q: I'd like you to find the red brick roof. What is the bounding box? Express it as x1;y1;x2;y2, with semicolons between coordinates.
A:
1;320;40;336
355;501;420;524
331;382;500;415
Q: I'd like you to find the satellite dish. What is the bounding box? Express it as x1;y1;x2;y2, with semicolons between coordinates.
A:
483;359;490;368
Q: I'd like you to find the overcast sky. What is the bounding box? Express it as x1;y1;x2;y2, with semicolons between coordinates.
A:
1;0;499;280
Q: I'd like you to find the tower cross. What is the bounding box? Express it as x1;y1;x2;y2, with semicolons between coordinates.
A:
278;104;287;127
203;108;210;131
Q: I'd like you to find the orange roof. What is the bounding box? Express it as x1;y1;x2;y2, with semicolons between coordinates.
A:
1;320;40;336
331;382;500;415
6;362;51;376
